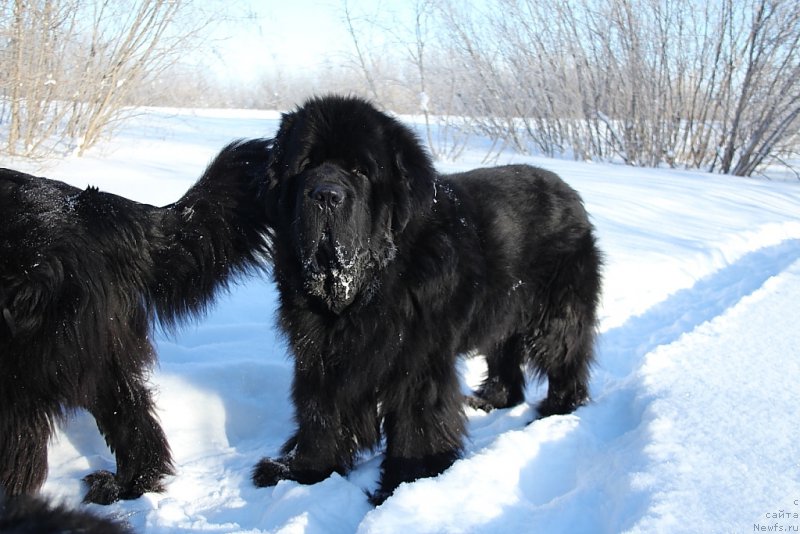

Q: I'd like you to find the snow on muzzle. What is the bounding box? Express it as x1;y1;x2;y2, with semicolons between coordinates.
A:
298;182;370;313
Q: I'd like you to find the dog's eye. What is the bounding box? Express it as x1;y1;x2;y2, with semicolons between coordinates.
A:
351;168;368;179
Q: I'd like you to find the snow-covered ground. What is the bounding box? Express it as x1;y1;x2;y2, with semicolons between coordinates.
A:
6;108;800;533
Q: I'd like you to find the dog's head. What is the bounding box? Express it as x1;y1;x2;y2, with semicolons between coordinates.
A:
266;95;436;313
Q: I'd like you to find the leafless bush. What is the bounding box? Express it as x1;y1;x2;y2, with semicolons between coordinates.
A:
5;0;795;177
338;0;798;176
0;0;228;157
433;0;799;176
340;0;471;161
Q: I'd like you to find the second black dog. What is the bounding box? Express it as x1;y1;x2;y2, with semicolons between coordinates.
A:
0;139;272;504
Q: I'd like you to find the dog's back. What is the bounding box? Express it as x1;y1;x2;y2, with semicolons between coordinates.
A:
0;168;163;338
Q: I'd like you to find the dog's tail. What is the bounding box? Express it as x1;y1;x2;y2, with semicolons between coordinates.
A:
152;138;273;329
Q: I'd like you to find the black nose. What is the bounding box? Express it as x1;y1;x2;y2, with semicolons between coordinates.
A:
310;183;345;208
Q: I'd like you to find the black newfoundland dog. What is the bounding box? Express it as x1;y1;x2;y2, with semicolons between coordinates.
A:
253;95;602;504
0;139;271;504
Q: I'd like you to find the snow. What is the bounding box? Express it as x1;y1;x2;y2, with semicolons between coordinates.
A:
6;107;800;533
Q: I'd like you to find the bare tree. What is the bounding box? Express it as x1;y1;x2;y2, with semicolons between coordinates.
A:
392;0;468;160
339;0;471;160
717;0;800;176
342;0;381;101
1;0;230;157
427;0;800;177
2;0;79;156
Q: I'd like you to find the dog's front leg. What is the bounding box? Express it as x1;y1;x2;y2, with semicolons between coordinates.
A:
372;362;466;505
252;382;351;488
0;404;52;496
83;349;174;505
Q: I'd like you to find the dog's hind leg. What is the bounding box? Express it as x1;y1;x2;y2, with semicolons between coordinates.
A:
468;334;527;411
531;317;594;417
82;344;174;504
0;405;52;496
471;239;600;417
532;243;600;417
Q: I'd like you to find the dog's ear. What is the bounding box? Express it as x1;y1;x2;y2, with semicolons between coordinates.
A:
390;123;437;233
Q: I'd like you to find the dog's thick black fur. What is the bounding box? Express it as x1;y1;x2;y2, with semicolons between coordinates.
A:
252;95;602;504
0;492;132;533
0;139;272;504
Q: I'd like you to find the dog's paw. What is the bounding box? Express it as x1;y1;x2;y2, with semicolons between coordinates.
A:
252;457;292;487
368;487;392;507
537;390;589;418
468;378;525;412
82;470;121;505
83;469;164;504
465;394;498;412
